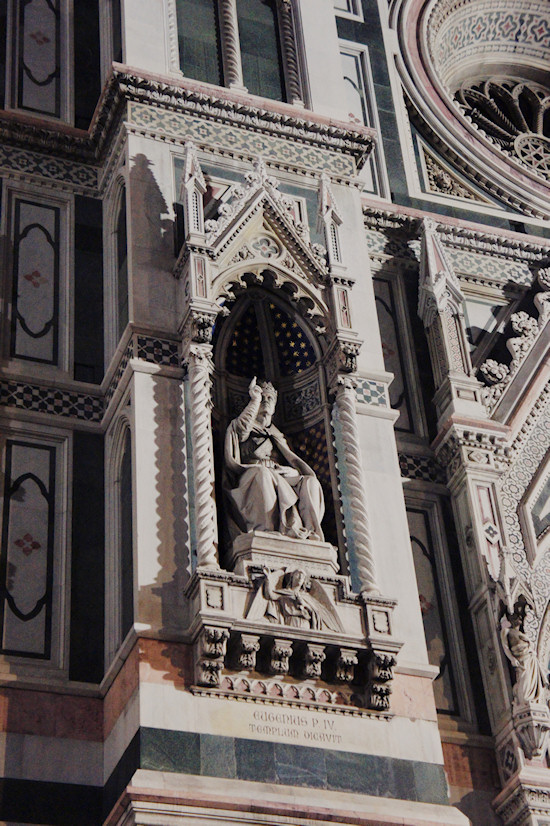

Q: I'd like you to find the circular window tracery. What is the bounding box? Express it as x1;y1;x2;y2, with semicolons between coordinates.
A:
393;0;550;215
456;79;550;179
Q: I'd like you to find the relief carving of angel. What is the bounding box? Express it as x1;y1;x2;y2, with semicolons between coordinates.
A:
246;567;344;633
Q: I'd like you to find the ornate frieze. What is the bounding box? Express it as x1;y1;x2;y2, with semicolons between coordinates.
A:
186;559;402;713
119;70;375;171
0;144;99;193
0;67;374;199
494;778;550;826
363;206;550;269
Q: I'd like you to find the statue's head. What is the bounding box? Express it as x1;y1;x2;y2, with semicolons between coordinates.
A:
257;381;277;423
283;569;309;590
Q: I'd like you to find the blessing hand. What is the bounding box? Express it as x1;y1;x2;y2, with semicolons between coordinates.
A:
249;376;262;401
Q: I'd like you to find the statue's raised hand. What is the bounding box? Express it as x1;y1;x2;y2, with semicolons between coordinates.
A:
249;376;262;401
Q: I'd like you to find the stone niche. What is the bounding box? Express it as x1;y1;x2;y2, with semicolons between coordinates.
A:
185;267;401;714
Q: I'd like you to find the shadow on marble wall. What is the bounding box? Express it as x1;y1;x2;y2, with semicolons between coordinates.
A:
149;373;191;631
129;154;177;329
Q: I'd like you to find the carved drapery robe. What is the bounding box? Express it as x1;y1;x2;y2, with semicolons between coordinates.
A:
224;398;324;541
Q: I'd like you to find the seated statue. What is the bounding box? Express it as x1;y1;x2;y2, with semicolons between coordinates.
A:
224;378;325;541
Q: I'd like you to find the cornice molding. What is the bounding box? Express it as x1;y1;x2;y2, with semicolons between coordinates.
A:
0;67;376;173
362;204;550;262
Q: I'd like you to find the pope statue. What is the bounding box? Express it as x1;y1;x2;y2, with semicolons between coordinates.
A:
223;378;325;541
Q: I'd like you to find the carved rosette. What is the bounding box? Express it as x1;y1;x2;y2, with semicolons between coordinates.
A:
183;343;219;568
333;377;379;595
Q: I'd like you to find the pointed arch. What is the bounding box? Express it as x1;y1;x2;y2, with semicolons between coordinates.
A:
211;278;344;565
105;411;135;665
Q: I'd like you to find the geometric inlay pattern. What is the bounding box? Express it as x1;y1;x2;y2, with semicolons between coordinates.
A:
0;380;104;422
128;102;357;178
1;336;181;422
0;144;98;191
446;249;533;287
355;378;388;407
105;340;134;406
399;453;447;484
136;335;179;367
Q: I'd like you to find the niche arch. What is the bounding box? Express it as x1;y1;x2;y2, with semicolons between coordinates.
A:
211;275;343;566
105;411;135;665
104;173;129;360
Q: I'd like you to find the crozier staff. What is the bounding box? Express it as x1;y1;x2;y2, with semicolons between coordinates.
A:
224;377;325;540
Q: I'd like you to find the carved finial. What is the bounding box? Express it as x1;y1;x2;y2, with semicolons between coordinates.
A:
418;217;463;327
181;141;206;197
245;157;280;191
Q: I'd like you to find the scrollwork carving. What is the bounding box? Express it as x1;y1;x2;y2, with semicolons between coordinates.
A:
336;648;358;683
196;626;230;687
364;651;396;711
237;633;260;670
269;638;293;675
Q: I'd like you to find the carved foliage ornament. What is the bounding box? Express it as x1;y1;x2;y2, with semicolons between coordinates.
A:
479;268;550;412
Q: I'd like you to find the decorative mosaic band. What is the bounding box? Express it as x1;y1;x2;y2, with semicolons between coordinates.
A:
0;380;104;422
104;340;134;406
136;335;179;367
398;453;446;485
0;336;181;423
128;102;356;178
2;341;390;421
355;378;388;407
0;144;98;191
